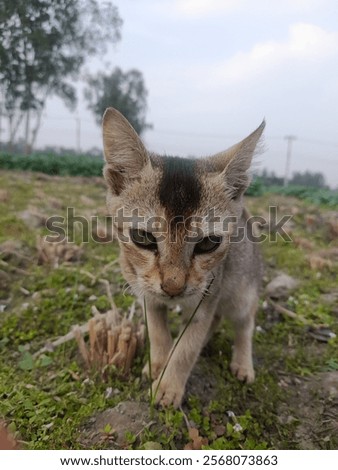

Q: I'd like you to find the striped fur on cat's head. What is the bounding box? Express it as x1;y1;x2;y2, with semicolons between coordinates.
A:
102;108;264;302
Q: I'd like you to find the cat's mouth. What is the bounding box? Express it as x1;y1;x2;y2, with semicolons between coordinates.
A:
131;277;207;302
149;286;202;301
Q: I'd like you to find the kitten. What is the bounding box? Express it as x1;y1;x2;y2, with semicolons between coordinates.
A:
102;108;265;408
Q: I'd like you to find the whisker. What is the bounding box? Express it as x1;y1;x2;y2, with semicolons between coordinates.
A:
122;282;133;296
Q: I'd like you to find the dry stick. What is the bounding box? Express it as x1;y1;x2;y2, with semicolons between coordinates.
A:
33;311;113;358
99;278;119;315
0;250;31;261
0;259;30;275
95;321;105;365
179;406;191;430
88;318;97;363
63;266;96;284
114;325;130;368
107;330;115;362
110;351;124;367
128;301;136;321
19;287;30;296
133;420;157;440
269;299;330;332
99;259;119;276
91;305;101;316
80;269;96;283
73;326;90;367
125;335;137;373
110;326;121;359
268;298;309;324
152;274;215;406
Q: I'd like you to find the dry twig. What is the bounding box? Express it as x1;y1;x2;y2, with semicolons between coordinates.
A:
268;298;308;324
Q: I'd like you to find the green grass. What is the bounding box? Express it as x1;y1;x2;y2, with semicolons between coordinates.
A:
0;169;337;450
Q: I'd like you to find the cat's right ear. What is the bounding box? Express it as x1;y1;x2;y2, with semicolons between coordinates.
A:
102;108;150;195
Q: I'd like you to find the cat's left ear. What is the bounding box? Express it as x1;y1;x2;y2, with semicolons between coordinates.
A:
209;120;265;198
102;108;150;195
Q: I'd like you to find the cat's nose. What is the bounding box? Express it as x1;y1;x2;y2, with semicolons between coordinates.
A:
161;277;186;297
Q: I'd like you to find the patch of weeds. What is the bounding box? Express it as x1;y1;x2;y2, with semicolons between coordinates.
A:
209;419;268;449
139;407;184;450
94;295;111;312
0;352;141;449
262;239;307;276
114;292;134;310
0;173;34;214
324;357;338;371
0;214;30;241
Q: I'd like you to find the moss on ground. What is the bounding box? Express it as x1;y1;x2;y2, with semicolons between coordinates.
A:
0;170;337;449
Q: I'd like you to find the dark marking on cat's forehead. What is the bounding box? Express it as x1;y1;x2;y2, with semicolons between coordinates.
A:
158;156;202;218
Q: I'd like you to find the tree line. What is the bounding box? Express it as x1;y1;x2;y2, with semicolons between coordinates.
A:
258;169;328;189
0;0;151;154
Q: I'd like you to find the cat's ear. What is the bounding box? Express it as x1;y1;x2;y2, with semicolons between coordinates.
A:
102;108;150;195
209;120;265;199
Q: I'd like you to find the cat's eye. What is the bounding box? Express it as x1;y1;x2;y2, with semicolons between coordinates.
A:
130;229;157;250
194;235;222;254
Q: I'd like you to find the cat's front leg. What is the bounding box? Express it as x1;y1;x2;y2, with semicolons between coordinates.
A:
230;302;256;383
152;301;217;408
142;299;173;380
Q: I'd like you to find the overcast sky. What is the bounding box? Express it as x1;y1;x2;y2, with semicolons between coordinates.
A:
36;0;338;187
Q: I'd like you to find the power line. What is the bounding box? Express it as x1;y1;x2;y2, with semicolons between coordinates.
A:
146;127;338;148
27;114;338;147
297;137;338;148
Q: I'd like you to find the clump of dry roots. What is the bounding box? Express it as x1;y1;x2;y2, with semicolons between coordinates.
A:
73;307;145;376
36;236;83;267
34;280;145;378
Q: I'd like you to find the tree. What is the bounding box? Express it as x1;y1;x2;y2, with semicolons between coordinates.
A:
84;67;152;135
0;0;122;152
259;169;284;186
290;171;327;188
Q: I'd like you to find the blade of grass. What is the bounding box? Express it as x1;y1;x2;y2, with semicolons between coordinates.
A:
143;297;154;412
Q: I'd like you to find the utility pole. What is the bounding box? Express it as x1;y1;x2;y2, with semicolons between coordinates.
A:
24;109;31;155
76;116;81;154
0;100;2;150
284;135;297;187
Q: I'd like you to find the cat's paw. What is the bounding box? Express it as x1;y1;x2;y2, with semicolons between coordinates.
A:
142;361;165;380
230;360;255;383
152;375;185;408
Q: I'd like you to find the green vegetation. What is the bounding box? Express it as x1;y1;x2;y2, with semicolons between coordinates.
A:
1;153;338;208
0;169;337;450
246;178;338;206
267;184;338;206
0;153;103;177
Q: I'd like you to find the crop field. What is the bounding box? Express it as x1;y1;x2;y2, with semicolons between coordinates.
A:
0;168;337;450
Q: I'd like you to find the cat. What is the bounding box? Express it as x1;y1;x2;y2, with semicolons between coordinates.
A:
102;108;265;408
